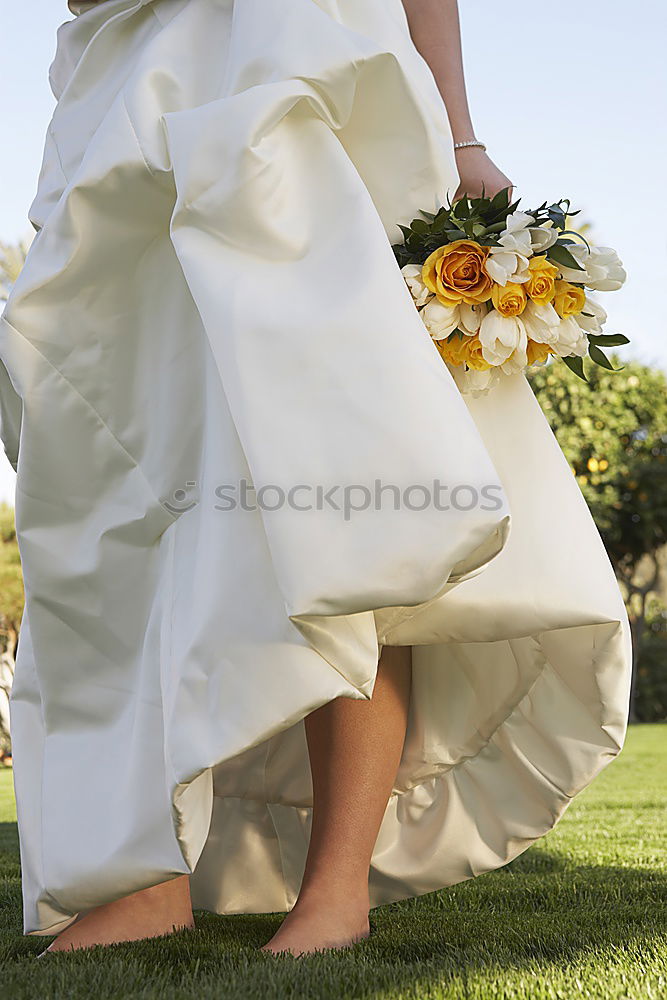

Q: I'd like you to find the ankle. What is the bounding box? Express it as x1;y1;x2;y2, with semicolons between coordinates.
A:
83;876;193;930
295;881;370;914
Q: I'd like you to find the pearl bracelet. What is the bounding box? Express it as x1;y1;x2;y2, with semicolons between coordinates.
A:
453;139;487;152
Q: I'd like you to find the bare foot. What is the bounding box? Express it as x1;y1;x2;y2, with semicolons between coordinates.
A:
260;891;371;957
39;874;194;955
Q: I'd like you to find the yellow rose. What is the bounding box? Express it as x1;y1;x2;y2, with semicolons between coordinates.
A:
434;333;492;371
525;256;559;305
464;334;492;371
553;279;586;318
434;332;470;367
422;240;493;307
491;282;527;317
526;339;555;365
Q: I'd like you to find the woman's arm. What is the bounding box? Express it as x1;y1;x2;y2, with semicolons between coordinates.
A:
400;0;513;200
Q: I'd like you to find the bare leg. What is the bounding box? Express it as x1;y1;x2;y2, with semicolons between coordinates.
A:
260;643;413;956
42;644;412;956
41;874;194;954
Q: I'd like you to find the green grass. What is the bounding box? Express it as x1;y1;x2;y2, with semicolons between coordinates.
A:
0;725;665;999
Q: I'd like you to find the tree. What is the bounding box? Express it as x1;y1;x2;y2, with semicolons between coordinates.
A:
0;234;32;302
528;357;667;720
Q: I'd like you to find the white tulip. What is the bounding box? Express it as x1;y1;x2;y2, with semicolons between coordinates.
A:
582;246;627;291
522;300;561;345
420;298;460;340
500;337;529;374
529;225;559;252
479;310;527;366
503;210;536;235
459;301;488;334
500;231;533;257
487;211;535;285
459;365;503;396
551;315;589;357
575;295;607;335
555;242;626;291
485;247;531;286
498;215;534;258
500;351;528;375
554;242;590;284
401;263;433;306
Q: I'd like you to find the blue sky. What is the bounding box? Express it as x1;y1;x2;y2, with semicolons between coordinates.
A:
1;0;666;502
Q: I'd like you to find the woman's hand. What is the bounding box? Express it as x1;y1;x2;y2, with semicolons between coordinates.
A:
454;146;514;201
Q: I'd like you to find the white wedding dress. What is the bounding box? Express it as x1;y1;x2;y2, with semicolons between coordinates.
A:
0;0;632;938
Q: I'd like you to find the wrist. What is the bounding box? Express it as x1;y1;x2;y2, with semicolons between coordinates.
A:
450;125;478;144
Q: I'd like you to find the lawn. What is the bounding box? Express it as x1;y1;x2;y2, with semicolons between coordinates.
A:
0;725;665;999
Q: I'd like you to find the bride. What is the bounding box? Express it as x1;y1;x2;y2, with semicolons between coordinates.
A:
1;0;631;959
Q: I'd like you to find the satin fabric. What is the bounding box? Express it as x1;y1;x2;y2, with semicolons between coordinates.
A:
1;0;631;937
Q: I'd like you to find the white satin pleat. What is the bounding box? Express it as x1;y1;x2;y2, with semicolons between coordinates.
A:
0;0;631;936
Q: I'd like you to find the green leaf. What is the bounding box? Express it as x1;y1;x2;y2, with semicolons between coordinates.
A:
483;221;508;235
547;242;586;271
561;355;588;381
431;213;450;233
588;333;630;347
453;196;471;219
547;205;567;230
588;343;624;371
489;186;511;213
411;219;429;235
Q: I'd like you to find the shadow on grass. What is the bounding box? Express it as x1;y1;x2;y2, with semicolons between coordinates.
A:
0;821;665;999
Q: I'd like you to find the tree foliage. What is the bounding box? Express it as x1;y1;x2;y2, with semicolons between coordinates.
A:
0;503;23;756
0;503;23;658
0;236;31;302
529;356;667;719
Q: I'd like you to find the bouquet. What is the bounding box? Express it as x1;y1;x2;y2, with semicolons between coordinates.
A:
392;187;628;396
